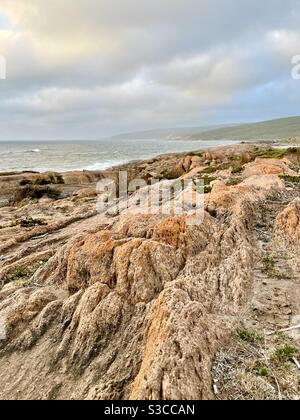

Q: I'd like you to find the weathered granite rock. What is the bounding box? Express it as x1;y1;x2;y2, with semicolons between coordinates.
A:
0;144;299;400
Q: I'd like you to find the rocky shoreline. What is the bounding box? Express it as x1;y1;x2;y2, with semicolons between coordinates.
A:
0;143;299;400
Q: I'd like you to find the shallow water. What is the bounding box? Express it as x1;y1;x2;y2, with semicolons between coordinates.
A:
0;139;240;173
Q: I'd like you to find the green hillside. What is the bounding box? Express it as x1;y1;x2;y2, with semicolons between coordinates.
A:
190;116;300;141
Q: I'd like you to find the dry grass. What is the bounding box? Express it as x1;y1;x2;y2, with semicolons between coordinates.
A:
213;328;300;400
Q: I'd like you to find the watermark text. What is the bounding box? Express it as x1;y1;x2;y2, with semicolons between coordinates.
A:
96;172;205;225
0;55;6;80
292;55;300;80
0;315;6;341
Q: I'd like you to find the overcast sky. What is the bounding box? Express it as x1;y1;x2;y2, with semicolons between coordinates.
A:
0;0;299;140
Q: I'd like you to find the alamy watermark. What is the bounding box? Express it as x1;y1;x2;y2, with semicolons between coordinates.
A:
0;315;7;341
0;55;6;80
292;55;300;80
96;172;205;225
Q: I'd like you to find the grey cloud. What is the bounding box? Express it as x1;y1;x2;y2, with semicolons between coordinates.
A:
0;0;300;139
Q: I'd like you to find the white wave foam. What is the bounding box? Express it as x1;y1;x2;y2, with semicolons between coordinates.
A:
25;149;41;153
84;160;125;171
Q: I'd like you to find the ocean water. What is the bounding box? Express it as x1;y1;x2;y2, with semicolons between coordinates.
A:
0;139;240;173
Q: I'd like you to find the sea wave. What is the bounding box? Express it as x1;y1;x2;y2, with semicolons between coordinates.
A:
24;149;41;153
84;160;125;171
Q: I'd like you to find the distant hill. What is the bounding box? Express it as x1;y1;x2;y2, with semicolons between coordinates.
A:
189;116;300;141
109;125;231;140
109;117;300;142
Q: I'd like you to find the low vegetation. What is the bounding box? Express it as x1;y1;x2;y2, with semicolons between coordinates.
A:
204;186;212;194
19;217;47;228
202;165;219;174
237;328;263;343
259;367;269;377
20;173;64;186
226;178;243;186
213;327;300;400
159;167;185;180
262;255;291;280
4;259;49;286
10;185;61;205
253;148;288;159
272;346;297;365
190;116;300;141
279;175;300;183
231;163;244;174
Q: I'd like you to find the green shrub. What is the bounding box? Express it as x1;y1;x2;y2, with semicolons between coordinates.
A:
237;329;263;343
253;149;288;159
226;178;243;186
273;346;296;364
202;166;218;174
279;175;300;183
231;163;244;174
259;367;269;377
